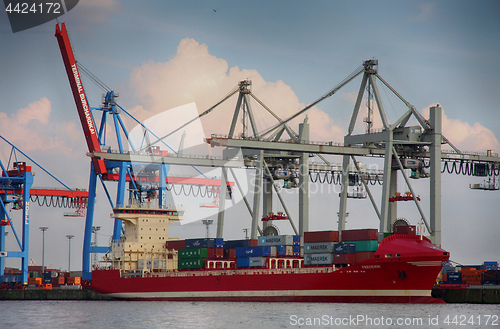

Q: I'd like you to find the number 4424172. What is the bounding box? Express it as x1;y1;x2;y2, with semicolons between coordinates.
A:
444;314;498;326
5;2;61;14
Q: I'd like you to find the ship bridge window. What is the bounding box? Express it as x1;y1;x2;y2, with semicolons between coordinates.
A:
396;254;401;257
385;254;392;258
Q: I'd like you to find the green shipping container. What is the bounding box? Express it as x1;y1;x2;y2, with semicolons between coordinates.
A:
383;232;392;238
178;248;208;259
343;240;378;252
178;258;205;269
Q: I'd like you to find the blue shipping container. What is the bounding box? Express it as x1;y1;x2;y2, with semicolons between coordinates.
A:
215;238;224;248
333;243;356;254
185;238;215;249
224;239;252;249
235;246;271;258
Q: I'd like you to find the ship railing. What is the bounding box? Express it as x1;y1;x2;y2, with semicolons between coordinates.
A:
134;266;337;278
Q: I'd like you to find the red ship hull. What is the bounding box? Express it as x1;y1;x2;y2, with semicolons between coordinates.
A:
92;235;449;303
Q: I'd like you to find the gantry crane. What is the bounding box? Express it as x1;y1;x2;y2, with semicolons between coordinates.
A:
0;136;88;284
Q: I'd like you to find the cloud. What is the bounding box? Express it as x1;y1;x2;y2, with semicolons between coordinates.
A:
15;97;51;124
422;105;500;152
126;38;344;143
0;97;79;154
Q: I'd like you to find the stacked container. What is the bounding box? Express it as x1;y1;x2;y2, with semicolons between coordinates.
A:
258;235;301;257
224;239;257;260
303;231;339;266
235;246;271;268
341;228;378;263
165;240;186;250
459;268;482;285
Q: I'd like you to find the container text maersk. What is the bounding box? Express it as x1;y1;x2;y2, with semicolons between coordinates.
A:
71;63;95;135
290;314;430;326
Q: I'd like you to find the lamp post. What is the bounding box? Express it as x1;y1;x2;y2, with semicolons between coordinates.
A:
66;235;74;272
39;226;48;270
201;220;213;239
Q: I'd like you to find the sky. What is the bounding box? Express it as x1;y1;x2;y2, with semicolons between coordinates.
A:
0;0;499;271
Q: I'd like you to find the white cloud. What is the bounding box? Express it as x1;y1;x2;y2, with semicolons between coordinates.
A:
126;38;344;143
0;97;79;154
422;105;500;152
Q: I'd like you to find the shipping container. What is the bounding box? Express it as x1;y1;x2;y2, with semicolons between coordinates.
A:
482;271;498;282
235;246;271;258
354;251;375;263
334;253;356;264
236;257;267;268
333;243;356;254
258;235;300;246
441;265;456;273
303;231;339;243
28;266;43;274
481;261;498;270
304;242;335;254
224;239;257;249
393;225;416;235
343;240;378;252
52;276;65;286
28;277;42;286
215;238;224;248
178;258;205;269
446;272;462;281
165;240;186;250
276;245;301;256
67;277;81;285
223;248;236;259
341;229;378;241
178;248;209;259
304;253;334;265
185;238;215;249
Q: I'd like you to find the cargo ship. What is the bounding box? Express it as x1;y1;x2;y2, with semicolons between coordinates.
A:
91;206;450;303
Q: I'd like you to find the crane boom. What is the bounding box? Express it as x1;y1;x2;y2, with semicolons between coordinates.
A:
55;23;107;175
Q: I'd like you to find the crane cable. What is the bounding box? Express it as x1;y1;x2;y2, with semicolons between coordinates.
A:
77;62;112;92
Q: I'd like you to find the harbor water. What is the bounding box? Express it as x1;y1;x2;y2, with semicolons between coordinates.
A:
0;301;498;328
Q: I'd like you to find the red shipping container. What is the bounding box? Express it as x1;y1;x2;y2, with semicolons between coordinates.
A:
333;253;356;264
166;240;186;250
52;277;65;287
304;231;339;243
28;266;43;274
393;225;416;235
224;248;236;259
342;229;378;241
250;239;258;247
354;251;375;263
206;248;224;259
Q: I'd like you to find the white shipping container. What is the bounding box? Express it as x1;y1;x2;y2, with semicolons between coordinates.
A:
304;242;335;254
258;235;300;246
304;253;334;265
